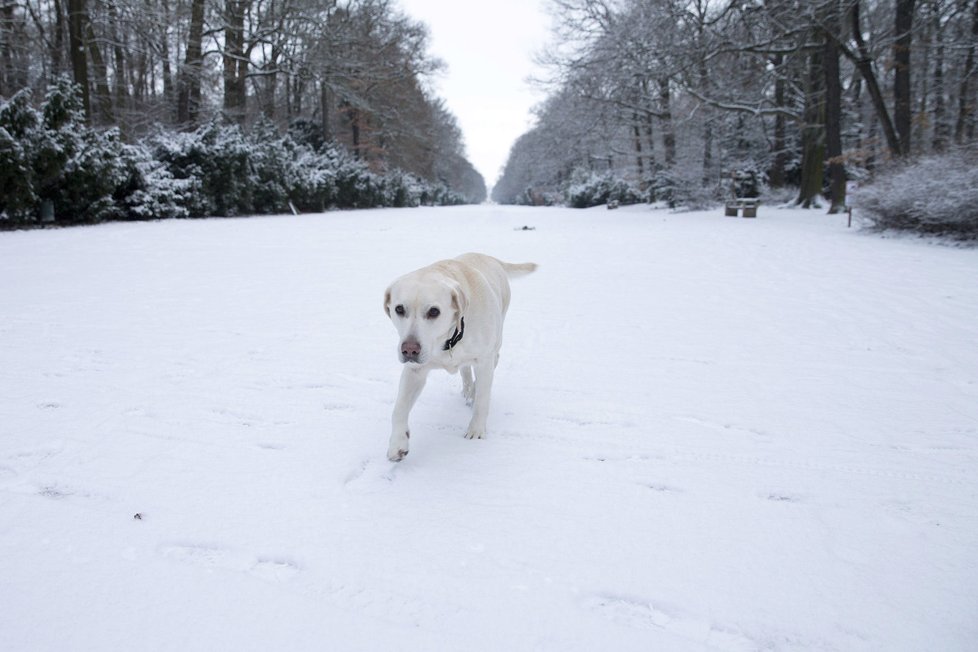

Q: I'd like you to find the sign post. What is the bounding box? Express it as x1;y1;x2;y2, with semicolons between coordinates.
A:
845;181;858;228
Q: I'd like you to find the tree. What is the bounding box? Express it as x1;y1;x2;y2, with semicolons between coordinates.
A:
955;0;978;142
823;0;846;212
893;0;917;155
507;0;977;210
176;0;206;129
67;0;89;121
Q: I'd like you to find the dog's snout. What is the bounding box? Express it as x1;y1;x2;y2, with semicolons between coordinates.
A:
401;339;421;362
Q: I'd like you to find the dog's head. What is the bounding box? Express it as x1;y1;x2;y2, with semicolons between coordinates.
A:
384;271;466;365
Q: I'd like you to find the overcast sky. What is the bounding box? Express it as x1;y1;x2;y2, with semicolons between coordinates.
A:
396;0;551;189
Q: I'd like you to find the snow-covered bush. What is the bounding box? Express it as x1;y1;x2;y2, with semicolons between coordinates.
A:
248;120;292;214
566;170;643;209
516;187;559;206
286;144;338;212
116;144;191;220
333;157;383;208
857;149;978;240
151;122;261;217
659;164;723;211
53;127;131;223
382;170;423;208
0;123;37;222
3;79;481;228
646;170;678;206
422;183;466;207
0;78;130;225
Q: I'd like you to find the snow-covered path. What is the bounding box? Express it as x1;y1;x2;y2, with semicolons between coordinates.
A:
2;205;976;651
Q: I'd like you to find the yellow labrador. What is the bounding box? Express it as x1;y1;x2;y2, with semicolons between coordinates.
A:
383;253;537;461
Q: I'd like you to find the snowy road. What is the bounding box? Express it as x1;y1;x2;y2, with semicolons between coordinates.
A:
1;205;977;650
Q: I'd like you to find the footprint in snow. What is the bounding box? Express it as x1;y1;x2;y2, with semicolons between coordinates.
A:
158;543;300;582
343;457;398;489
763;492;804;503
640;483;681;494
582;593;758;651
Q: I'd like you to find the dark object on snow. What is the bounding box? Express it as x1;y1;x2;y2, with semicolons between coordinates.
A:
725;198;760;218
731;169;760;199
515;225;536;231
133;513;143;520
607;200;620;209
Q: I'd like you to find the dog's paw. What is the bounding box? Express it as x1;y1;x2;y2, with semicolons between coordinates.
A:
463;429;486;440
388;448;408;462
388;431;409;462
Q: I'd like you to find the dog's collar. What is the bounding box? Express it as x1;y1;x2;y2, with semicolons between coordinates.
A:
443;317;465;351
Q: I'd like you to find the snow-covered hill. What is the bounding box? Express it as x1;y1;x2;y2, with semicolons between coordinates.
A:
2;205;976;651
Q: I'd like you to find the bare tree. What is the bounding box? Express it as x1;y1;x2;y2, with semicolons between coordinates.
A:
176;0;205;128
67;0;90;120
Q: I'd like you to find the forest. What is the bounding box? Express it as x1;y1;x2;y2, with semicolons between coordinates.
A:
0;0;487;226
3;0;978;236
493;0;978;236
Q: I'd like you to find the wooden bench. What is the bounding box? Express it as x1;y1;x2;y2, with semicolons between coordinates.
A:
724;198;760;218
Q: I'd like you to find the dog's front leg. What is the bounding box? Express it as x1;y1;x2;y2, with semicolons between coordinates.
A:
389;365;428;461
460;365;475;405
464;360;495;440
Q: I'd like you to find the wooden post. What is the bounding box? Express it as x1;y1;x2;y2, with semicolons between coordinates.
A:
845;181;858;228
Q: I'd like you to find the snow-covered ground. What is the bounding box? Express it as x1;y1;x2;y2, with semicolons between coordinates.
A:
1;204;976;651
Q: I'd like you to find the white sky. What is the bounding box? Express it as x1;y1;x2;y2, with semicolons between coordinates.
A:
396;0;551;188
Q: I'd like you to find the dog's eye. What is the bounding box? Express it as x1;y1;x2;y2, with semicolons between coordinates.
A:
426;307;440;319
394;305;405;316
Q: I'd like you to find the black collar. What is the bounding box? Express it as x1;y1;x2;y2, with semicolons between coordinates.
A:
443;317;465;351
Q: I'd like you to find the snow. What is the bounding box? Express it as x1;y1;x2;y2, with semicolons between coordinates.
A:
1;204;976;651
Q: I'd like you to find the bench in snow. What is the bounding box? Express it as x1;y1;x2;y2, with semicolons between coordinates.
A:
725;198;760;218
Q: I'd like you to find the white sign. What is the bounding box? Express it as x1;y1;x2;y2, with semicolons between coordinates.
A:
845;181;859;207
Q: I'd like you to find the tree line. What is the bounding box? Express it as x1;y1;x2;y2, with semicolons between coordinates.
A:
493;0;978;212
0;0;486;225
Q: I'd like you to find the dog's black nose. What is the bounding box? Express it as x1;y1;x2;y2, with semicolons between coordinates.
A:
401;339;421;362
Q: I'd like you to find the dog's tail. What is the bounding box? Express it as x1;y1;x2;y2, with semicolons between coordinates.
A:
501;261;538;277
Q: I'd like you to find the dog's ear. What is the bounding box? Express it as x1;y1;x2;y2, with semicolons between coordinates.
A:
383;287;392;318
450;282;467;321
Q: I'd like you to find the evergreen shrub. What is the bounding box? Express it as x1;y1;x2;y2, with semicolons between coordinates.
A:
857;149;978;240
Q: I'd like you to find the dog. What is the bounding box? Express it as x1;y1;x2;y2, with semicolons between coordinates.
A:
383;253;537;461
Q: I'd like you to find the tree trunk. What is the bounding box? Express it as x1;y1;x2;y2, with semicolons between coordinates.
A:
85;21;113;124
769;53;787;188
643;111;656;172
351;108;361;159
893;0;917;155
223;0;248;123
263;44;280;120
932;2;948;152
51;0;66;74
1;1;13;97
658;77;675;166
320;81;330;140
797;47;825;208
823;3;846;213
67;0;90;121
177;0;204;128
632;113;644;178
107;2;127;128
159;0;173;111
849;1;904;157
955;0;978;143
